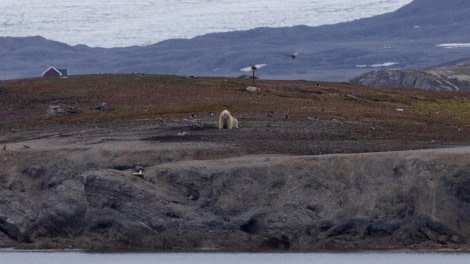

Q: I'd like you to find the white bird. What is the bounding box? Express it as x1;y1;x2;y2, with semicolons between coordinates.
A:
133;166;144;177
241;64;266;86
177;131;190;136
240;64;266;72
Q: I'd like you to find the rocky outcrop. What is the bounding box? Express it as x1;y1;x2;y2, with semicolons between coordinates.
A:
350;62;470;91
1;138;470;251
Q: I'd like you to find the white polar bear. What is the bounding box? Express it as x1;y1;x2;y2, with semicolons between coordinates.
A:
219;109;238;129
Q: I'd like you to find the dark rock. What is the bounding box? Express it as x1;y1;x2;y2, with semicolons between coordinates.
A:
368;218;402;236
2;145;470;251
240;218;259;235
22;166;45;179
323;219;369;241
262;235;291;250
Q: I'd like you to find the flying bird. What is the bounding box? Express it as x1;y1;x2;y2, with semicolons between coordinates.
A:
240;64;266;73
285;52;299;59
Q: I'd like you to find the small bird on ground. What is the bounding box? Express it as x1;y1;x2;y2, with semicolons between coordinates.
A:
2;144;6;151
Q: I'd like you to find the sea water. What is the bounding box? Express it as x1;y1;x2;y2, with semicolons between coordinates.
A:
0;251;469;264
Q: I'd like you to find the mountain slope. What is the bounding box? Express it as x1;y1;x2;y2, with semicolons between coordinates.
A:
1;0;470;81
350;58;470;91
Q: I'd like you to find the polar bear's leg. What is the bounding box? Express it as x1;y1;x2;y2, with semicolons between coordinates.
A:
223;119;229;129
232;118;238;128
219;115;224;129
227;116;233;129
219;110;229;129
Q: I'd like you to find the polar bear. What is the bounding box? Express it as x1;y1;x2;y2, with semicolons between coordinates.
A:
219;109;238;129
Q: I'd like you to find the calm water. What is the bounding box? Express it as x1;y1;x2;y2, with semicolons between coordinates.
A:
0;251;469;264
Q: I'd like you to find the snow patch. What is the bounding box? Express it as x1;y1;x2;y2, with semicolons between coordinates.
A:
452;75;470;82
437;43;470;49
371;62;398;67
356;62;398;68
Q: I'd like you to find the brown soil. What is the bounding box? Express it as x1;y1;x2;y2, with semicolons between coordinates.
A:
1;74;469;155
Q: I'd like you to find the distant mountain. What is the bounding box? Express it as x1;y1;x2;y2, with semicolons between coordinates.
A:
350;57;470;91
1;0;470;81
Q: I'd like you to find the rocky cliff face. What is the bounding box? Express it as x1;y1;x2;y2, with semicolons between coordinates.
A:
1;135;470;251
350;61;470;91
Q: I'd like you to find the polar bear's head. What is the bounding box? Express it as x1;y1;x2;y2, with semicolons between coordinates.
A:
221;109;231;119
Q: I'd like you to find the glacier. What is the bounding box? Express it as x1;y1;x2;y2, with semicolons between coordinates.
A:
0;0;413;48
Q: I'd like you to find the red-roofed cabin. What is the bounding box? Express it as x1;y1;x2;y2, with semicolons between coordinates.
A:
42;66;69;78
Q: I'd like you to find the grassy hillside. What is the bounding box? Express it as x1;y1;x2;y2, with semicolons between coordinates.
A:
1;74;469;144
